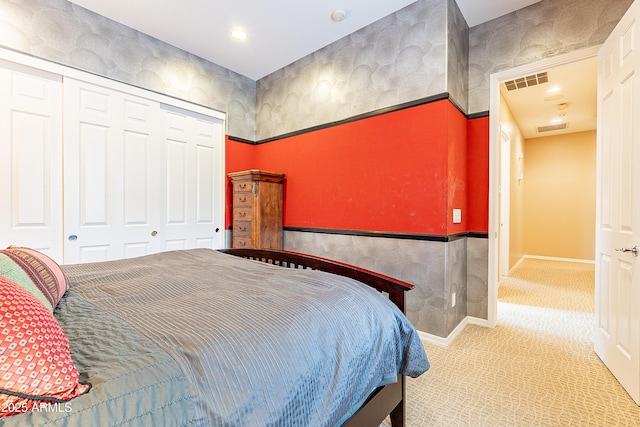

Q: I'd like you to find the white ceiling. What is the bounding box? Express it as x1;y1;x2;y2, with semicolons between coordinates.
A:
456;0;542;27
500;59;597;140
69;0;542;81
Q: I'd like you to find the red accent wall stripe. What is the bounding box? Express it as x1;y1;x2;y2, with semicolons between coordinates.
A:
467;116;490;233
225;100;490;236
446;102;468;235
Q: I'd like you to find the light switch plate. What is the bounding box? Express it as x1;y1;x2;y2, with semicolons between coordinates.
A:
453;209;462;224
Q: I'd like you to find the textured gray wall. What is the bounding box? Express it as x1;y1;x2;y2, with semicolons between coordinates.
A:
446;0;469;113
468;0;633;114
283;230;485;337
284;230;452;336
467;237;488;319
446;237;467;333
256;0;450;140
0;0;257;140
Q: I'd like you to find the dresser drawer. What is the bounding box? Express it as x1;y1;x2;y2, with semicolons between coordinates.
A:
233;192;252;207
232;180;252;193
233;207;252;221
232;236;252;248
233;221;252;236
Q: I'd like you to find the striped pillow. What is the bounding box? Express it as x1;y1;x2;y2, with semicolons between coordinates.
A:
0;276;90;417
0;247;67;312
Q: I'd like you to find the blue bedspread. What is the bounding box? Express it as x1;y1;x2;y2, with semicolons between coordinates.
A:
3;249;430;426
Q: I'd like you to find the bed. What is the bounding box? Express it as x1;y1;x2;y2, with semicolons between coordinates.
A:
0;247;429;426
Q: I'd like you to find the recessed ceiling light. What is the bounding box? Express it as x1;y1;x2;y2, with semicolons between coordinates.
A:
551;117;563;124
547;86;561;94
231;29;247;40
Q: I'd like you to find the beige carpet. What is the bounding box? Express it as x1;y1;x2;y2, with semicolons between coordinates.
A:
402;258;640;426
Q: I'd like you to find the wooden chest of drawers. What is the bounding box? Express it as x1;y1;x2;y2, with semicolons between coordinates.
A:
228;170;285;249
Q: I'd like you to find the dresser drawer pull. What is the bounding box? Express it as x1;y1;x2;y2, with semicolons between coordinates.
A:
238;196;247;203
239;183;248;189
238;211;247;217
238;240;247;247
238;226;247;231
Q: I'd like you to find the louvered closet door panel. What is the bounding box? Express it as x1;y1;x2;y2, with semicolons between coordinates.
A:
0;60;63;262
63;78;163;263
162;104;224;250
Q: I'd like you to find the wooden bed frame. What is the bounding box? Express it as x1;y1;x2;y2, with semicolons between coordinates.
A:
219;248;416;427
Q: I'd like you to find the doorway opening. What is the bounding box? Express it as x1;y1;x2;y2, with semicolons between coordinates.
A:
487;46;600;327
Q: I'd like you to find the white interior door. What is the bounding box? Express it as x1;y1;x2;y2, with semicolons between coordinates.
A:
162;104;225;251
63;78;163;263
594;0;640;405
0;60;63;262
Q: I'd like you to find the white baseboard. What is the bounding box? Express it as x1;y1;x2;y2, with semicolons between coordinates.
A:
418;316;491;347
520;254;595;264
467;316;490;327
508;256;527;275
509;255;595;276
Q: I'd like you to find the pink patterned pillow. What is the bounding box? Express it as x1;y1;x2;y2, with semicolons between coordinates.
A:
0;247;67;311
0;277;90;417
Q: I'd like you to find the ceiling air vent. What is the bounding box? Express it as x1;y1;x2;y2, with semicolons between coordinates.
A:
504;72;549;91
537;123;568;133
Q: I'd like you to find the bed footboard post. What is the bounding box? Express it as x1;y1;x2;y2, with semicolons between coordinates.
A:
389;376;406;427
388;289;406;314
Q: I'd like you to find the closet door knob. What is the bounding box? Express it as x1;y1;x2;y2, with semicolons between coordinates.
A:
68;235;77;241
151;230;158;236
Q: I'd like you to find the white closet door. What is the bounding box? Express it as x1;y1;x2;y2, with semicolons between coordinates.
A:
63;78;163;263
162;104;225;251
0;61;63;262
64;78;225;263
